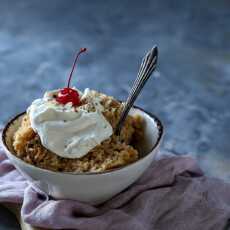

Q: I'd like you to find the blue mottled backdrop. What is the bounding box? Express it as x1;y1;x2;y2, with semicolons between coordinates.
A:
0;0;229;229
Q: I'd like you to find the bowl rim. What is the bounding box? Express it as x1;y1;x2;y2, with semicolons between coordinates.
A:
2;106;164;176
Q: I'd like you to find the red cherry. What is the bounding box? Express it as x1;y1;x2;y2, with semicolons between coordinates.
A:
56;48;87;106
56;88;80;105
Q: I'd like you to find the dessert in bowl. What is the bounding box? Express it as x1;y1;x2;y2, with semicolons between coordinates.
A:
1;47;163;204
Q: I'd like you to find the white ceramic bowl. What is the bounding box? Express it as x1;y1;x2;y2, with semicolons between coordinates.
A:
2;107;163;205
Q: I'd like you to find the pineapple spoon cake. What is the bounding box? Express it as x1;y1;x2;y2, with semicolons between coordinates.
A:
13;48;143;173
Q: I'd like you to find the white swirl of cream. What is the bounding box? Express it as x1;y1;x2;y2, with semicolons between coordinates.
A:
27;88;113;159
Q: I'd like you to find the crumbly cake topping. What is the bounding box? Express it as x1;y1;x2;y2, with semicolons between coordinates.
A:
13;91;143;173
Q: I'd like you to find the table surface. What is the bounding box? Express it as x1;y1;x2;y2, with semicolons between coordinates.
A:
0;0;229;229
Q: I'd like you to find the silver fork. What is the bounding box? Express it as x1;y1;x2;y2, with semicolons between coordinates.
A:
115;46;158;136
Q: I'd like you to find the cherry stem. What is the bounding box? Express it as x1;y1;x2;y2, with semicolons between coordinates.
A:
67;48;87;88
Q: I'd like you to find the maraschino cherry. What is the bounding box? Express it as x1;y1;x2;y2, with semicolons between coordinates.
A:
56;48;87;106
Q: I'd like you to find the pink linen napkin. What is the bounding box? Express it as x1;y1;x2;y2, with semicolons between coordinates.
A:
0;142;230;230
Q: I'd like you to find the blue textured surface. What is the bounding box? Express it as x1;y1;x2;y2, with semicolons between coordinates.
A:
0;0;230;229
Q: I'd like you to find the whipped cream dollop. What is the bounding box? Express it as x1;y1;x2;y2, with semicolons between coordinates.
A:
27;88;113;158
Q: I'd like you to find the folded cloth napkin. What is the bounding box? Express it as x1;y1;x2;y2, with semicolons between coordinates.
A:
1;144;230;230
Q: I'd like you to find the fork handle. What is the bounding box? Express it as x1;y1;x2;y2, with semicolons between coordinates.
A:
115;46;158;136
